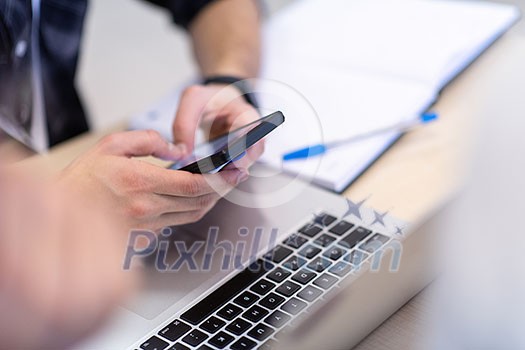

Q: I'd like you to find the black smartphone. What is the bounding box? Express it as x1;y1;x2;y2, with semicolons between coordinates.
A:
169;111;285;174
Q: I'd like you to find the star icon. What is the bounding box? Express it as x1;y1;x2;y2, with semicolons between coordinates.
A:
342;197;369;221
394;225;407;236
370;210;389;227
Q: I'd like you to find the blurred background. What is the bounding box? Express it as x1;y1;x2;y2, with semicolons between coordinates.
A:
78;0;525;131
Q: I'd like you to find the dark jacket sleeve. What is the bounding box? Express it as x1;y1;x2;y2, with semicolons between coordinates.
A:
141;0;219;29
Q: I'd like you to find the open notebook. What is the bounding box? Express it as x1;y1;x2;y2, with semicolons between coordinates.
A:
129;0;520;192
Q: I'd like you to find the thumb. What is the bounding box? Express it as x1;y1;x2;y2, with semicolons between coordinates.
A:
98;130;187;159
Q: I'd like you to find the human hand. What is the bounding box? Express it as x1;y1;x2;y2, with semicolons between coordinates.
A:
172;83;264;174
0;170;135;349
58;130;248;231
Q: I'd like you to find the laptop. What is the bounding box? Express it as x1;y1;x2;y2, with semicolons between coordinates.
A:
76;164;438;350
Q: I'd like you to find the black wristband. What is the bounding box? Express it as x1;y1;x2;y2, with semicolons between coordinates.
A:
202;75;259;108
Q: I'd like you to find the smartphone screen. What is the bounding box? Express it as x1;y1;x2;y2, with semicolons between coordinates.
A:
169;112;284;173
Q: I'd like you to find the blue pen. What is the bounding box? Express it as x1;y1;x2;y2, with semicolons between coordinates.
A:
283;112;439;161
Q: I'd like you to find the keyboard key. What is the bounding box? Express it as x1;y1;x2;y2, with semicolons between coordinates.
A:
298;223;323;237
234;291;260;308
283;234;308;249
247;323;275;341
208;331;234;349
360;233;390;253
314;234;337;247
250;279;276;296
329;220;355;236
275;280;301;297
158;319;191;342
292;269;317;284
169;343;190;350
180;260;272;325
182;329;208;347
297;285;323;302
344;250;369;266
264;245;293;263
199;316;226;334
226;318;252;335
307;257;332;272
264;310;291;328
231;337;257;350
259;293;285;310
217;303;242;321
329;261;353;277
323;246;347;260
141;336;169;350
314;213;337;227
339;227;372;249
281;297;307;315
298;245;322;259
243;305;269;322
313;273;338;289
259;339;279;350
282;255;307;271
266;267;291;283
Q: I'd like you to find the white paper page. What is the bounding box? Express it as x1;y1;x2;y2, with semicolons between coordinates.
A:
266;0;520;88
258;66;436;191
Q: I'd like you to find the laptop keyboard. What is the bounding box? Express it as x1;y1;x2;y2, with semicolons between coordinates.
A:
138;213;391;350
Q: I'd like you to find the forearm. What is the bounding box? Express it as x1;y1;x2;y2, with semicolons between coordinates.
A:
188;0;261;78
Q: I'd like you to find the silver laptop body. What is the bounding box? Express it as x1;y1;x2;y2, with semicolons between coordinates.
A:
76;165;433;350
